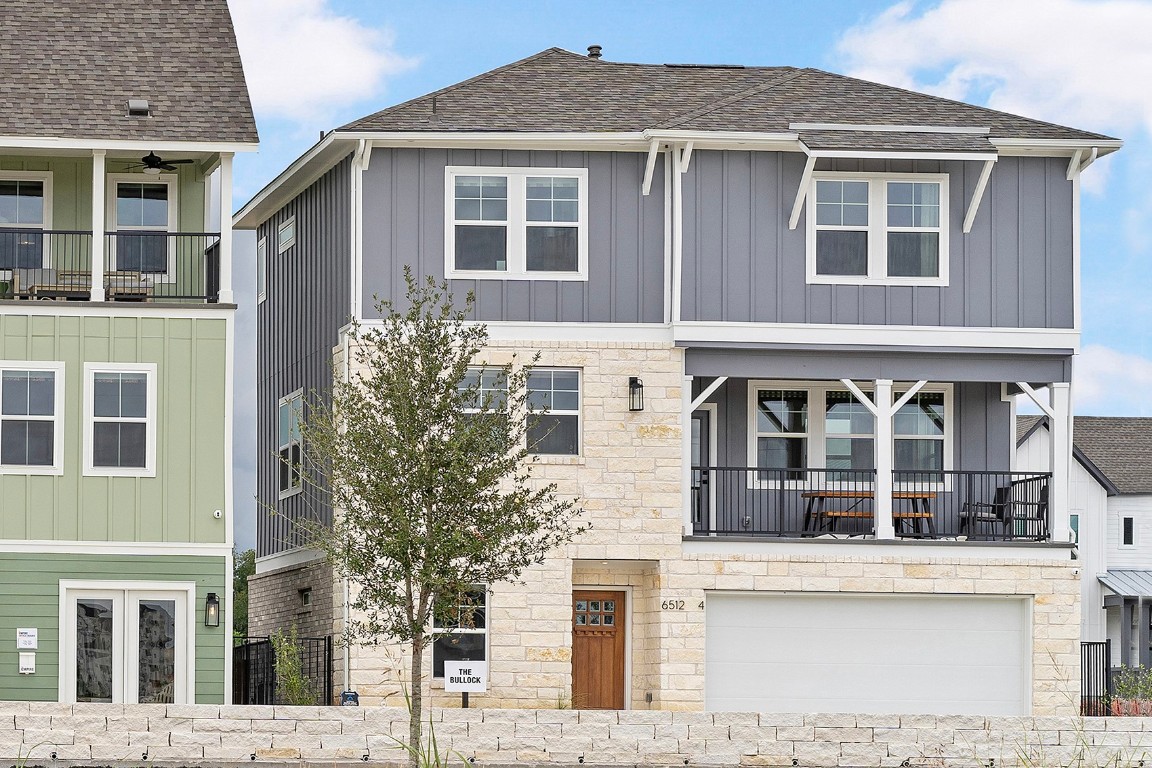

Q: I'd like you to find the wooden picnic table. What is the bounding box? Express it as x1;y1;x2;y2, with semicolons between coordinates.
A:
800;489;937;537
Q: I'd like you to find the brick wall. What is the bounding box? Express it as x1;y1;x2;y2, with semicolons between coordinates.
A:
0;703;1147;767
247;559;335;641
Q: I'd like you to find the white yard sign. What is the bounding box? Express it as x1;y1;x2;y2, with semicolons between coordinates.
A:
443;661;487;693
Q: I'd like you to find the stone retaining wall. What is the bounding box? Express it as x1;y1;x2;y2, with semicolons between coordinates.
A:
0;704;1149;767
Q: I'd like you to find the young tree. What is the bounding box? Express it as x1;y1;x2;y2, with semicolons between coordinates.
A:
298;269;585;763
233;548;256;639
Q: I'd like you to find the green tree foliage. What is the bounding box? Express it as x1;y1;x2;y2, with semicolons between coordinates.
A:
233;548;255;639
298;270;586;764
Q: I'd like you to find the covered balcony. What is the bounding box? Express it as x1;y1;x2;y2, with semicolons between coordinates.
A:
682;359;1073;545
0;148;237;304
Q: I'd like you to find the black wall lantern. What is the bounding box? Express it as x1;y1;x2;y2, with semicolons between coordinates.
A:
204;592;221;628
628;377;644;411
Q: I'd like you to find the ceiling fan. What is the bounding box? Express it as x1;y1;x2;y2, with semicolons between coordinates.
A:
126;151;195;175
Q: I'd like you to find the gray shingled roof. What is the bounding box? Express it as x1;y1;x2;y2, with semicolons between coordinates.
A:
1018;416;1152;494
0;0;257;144
342;48;1113;145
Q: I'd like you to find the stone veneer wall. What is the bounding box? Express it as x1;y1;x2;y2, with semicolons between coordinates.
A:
0;704;1148;767
325;340;1081;715
247;561;337;657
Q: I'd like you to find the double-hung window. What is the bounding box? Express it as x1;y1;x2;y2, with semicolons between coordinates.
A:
84;363;157;477
278;390;303;498
432;587;487;679
0;362;63;474
446;167;587;280
0;171;51;269
749;382;951;482
809;173;948;285
527;368;580;456
108;175;176;276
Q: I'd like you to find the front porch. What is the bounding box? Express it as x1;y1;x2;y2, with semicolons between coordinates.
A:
681;350;1074;545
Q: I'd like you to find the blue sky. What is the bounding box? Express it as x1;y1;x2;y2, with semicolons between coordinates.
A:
225;0;1152;549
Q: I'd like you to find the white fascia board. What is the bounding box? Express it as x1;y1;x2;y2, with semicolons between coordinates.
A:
789;123;991;135
682;537;1074;561
990;138;1123;157
807;149;997;162
0;136;257;154
338;130;653;151
234;133;353;229
351;319;675;344
0;540;232;556
642;129;801;151
674;320;1079;352
0;303;235;320
255;547;325;574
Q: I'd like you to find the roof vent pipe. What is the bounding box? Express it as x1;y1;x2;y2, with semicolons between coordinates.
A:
587;45;602;60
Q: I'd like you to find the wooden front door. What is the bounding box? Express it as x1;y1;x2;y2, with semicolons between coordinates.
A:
571;590;626;709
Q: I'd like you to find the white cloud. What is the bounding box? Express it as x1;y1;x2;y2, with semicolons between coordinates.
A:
229;0;417;125
836;0;1152;141
1074;345;1152;416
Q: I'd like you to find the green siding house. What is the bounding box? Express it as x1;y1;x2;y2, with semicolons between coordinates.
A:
0;0;257;703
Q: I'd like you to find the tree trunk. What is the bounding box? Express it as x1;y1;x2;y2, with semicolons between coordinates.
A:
408;636;425;768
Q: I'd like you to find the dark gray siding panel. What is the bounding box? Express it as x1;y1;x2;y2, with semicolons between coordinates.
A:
694;377;1012;473
360;148;665;323
256;156;353;558
680;153;1074;329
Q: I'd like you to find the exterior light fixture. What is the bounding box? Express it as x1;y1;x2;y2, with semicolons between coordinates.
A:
204;592;221;627
628;377;644;411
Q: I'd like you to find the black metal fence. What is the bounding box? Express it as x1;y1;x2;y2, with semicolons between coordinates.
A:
233;635;334;706
692;467;1051;541
105;232;221;301
1082;641;1111;716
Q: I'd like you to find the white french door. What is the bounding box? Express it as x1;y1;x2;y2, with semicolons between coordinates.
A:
62;583;193;704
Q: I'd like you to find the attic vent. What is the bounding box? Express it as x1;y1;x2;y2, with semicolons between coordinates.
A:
587;45;602;60
127;99;150;117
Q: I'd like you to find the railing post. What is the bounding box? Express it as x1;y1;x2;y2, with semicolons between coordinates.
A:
90;150;106;302
682;374;693;536
874;379;895;539
218;153;234;303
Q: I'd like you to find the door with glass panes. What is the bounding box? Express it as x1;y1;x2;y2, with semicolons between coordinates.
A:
63;587;189;704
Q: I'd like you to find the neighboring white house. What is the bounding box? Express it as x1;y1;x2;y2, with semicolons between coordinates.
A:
1018;416;1152;667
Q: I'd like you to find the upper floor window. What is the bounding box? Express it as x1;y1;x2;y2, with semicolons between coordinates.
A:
445;167;587;281
277;216;296;253
808;173;948;286
278;390;303;498
1123;516;1135;547
257;237;267;304
0;363;63;474
107;175;176;276
84;363;157;477
0;171;52;270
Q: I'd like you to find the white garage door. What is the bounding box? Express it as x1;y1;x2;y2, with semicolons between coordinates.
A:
705;593;1029;714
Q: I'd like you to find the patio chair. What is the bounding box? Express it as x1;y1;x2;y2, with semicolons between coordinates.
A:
960;484;1013;539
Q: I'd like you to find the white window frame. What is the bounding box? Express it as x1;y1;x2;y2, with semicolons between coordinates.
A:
0;170;54;268
746;380;953;487
106;173;178;282
83;362;158;478
58;580;195;704
0;360;65;475
527;367;581;456
256;236;267;303
444;166;589;281
807;172;949;287
432;585;488;681
278;389;303;500
277;215;296;253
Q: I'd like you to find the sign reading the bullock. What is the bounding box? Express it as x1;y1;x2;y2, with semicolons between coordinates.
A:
443;661;487;692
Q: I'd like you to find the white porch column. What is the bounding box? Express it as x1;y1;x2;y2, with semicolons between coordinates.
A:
1049;382;1073;542
217;153;234;303
873;379;896;540
90;150;106;302
681;374;694;536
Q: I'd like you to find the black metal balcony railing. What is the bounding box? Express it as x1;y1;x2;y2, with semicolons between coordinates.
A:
0;229;220;302
692;467;1052;542
104;232;221;301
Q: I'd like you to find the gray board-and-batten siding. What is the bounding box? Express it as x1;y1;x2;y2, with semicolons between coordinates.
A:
358;147;1073;330
257;155;352;559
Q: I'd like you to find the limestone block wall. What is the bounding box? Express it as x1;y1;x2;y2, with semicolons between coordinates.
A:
1;703;1148;767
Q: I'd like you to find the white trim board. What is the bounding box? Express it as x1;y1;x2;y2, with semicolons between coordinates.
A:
674;321;1079;351
255;546;325;574
0;303;236;319
0;137;256;154
0;540;230;556
683;538;1075;561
